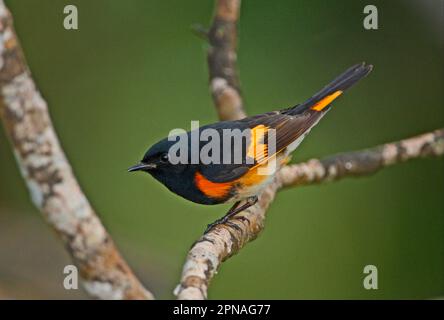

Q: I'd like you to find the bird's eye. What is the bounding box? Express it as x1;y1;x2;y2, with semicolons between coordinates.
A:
160;153;169;163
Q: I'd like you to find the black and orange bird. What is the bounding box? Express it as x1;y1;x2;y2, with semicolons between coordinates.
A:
129;63;372;232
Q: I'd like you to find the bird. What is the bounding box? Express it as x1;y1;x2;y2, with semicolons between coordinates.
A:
129;62;373;233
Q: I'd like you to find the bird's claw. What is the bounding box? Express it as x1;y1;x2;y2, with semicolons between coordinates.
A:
204;196;258;234
204;217;227;234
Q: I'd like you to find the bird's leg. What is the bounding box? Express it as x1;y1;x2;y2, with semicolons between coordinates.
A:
204;201;240;234
204;196;259;234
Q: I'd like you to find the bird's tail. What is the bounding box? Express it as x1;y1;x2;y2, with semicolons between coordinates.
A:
286;62;373;115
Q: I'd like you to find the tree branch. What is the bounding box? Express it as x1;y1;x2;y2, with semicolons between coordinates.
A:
174;0;444;300
174;180;280;300
208;0;245;121
279;128;444;188
0;1;153;300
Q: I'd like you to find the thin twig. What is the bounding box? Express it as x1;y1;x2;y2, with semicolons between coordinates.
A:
0;1;153;300
279;129;444;188
207;0;246;121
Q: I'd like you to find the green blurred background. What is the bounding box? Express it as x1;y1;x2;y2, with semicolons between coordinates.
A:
0;0;443;299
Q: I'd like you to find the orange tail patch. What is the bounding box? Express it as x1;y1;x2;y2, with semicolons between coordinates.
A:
311;90;343;111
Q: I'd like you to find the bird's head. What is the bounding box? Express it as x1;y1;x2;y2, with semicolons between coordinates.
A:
128;137;181;174
128;134;200;195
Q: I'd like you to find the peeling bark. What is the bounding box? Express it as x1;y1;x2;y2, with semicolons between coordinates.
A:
0;1;153;300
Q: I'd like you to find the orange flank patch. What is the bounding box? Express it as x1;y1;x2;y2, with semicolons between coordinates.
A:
195;172;232;199
236;164;269;187
311;90;343;111
195;162;271;200
195;165;271;201
246;125;268;163
195;125;282;200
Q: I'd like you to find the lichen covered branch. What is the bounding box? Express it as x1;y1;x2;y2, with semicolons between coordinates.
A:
174;181;279;299
208;0;245;121
279;128;444;188
0;1;153;300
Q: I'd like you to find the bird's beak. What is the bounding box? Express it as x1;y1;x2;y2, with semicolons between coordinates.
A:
128;162;157;172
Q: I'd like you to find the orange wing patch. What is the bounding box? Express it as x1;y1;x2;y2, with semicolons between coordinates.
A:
311;90;343;111
246;125;269;163
195;172;232;199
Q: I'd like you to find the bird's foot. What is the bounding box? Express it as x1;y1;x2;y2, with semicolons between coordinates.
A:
203;196;258;234
204;216;229;234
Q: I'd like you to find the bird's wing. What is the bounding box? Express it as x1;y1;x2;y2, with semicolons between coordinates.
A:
198;110;323;183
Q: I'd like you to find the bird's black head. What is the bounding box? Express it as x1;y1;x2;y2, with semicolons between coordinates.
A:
128;136;187;175
128;135;209;204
